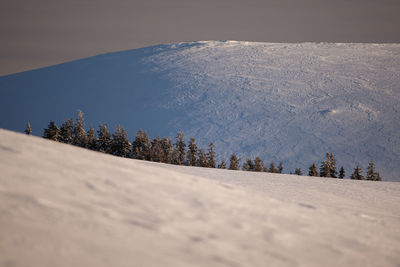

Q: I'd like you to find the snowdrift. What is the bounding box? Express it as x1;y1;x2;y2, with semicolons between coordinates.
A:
0;41;399;180
0;129;399;266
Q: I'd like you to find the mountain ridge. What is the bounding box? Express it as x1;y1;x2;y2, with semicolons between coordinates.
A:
0;41;399;180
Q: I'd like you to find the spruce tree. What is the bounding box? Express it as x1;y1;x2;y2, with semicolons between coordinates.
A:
295;168;302;175
339;166;345;179
218;160;227;169
59;119;74;144
242;158;254;171
366;160;381;181
87;127;97;150
110;125;131;157
207;142;216;168
277;162;283;174
173;132;186;165
269;161;277;173
198;149;208;167
43;121;60;141
229;154;240;170
160;137;173;164
97;124;111;153
320;153;337;178
351;166;364;180
25;122;32;135
73;110;87;147
132;130;150;160
150;136;164;162
254;157;265;172
308;163;319;176
186;138;198;166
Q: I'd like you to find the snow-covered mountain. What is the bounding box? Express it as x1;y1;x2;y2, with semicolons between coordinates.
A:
0;41;399;180
1;129;400;266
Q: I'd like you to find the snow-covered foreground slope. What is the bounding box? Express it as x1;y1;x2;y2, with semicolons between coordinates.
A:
0;41;399;181
1;129;400;267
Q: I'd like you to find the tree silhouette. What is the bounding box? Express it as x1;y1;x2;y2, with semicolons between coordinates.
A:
24;122;32;135
229;154;240;170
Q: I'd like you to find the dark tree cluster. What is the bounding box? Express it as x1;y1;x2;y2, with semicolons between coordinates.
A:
36;111;383;181
301;152;382;181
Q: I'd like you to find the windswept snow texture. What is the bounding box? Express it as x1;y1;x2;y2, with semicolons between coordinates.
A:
1;129;400;267
0;41;399;180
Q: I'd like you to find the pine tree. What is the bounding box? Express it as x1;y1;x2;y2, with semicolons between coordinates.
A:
295;168;302;175
242;158;254;171
24;122;32;135
229;154;240;170
207;142;216;168
173;132;186;165
254;157;265;172
150;136;164;162
59;119;74;144
218;160;227;169
87;127;97;150
198;149;208;167
268;161;277;173
351;166;364;180
339;166;345;179
160;137;173;164
43;121;60;141
132;130;150;160
97;124;111;153
366;160;381;181
320;153;337;178
73;110;87;147
308;163;319;176
277;162;283;173
186;138;198;166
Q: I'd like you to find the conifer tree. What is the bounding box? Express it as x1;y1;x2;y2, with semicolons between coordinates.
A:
186;137;198;166
207;142;216;168
229;154;240;170
269;161;277;173
150;136;164;162
308;163;319;176
110;125;131;157
87;127;97;150
198;149;208;167
73;110;87;147
366;160;381;181
97;124;111;153
43;121;60;141
132;130;150;160
173;132;186;165
218;160;227;169
25;122;32;135
320;153;337;178
351;166;364;180
59;119;74;144
339;166;345;179
295;168;302;175
242;158;254;171
160;137;173;164
254;157;265;172
277;162;283;173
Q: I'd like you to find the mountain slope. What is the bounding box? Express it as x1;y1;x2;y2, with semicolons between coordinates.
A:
1;129;400;266
0;41;399;180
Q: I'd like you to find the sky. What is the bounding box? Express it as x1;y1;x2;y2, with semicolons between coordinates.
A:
1;0;400;76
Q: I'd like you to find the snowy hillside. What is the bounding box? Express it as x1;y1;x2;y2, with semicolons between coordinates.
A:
0;41;399;180
1;129;400;267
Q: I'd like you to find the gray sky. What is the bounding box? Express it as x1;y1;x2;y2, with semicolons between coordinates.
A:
1;0;399;76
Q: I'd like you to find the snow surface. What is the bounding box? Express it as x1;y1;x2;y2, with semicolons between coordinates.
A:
0;41;399;180
1;129;400;267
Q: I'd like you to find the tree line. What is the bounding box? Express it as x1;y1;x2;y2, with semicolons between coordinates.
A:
24;110;382;181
